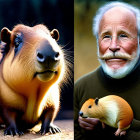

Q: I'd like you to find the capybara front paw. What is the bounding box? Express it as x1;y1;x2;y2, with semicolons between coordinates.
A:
4;126;24;136
39;123;61;135
49;124;61;134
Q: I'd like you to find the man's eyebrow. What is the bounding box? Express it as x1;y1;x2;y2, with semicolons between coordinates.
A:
99;30;111;38
118;29;131;35
118;29;137;38
99;29;134;37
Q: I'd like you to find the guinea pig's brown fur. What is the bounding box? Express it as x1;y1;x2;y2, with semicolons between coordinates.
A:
0;24;66;136
79;95;134;136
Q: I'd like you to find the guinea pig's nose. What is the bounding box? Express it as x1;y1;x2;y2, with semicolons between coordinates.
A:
79;111;83;117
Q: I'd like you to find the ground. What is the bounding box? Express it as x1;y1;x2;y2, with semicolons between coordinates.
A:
0;120;73;140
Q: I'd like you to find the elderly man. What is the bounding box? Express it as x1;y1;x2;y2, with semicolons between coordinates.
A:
74;2;140;140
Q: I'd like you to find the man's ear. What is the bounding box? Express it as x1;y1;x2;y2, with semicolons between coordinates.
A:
95;98;99;105
1;27;11;43
50;29;59;41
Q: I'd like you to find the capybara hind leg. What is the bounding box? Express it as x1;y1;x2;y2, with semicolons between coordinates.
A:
3;109;23;136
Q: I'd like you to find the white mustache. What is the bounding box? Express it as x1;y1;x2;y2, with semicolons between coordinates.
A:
98;52;136;61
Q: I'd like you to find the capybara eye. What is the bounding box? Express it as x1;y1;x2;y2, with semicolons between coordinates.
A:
14;34;22;48
88;105;92;108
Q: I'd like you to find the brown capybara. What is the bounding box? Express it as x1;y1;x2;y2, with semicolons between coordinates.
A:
0;24;67;136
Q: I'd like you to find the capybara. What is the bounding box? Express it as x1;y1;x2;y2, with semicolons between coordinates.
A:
0;24;67;136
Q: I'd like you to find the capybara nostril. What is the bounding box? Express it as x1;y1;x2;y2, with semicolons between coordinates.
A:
55;52;60;61
37;51;45;63
79;111;83;117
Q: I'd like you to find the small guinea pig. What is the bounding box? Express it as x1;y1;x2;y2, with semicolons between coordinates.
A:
79;95;133;136
0;24;68;136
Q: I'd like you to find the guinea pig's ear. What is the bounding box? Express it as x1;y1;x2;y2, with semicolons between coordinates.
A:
95;98;99;105
1;27;11;44
51;29;59;41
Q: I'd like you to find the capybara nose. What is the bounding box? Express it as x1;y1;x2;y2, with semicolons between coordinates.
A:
36;42;60;64
79;111;83;117
37;51;45;63
37;50;60;63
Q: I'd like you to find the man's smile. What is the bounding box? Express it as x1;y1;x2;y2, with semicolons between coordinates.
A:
105;58;127;69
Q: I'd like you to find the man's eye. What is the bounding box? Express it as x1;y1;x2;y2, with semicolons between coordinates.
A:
119;34;127;38
103;35;111;39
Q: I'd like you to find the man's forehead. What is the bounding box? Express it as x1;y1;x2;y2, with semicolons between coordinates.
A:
99;6;137;34
102;6;136;20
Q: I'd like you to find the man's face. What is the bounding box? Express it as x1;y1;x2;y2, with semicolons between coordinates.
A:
98;7;139;78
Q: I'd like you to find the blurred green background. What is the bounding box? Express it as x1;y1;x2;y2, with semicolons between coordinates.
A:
74;0;140;81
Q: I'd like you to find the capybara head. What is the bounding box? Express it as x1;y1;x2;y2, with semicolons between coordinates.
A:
0;24;65;90
79;98;101;118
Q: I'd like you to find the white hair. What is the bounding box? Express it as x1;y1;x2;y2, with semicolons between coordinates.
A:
93;1;140;38
93;2;140;79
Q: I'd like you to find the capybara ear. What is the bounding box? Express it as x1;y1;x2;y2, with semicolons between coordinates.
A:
1;27;11;43
50;29;59;41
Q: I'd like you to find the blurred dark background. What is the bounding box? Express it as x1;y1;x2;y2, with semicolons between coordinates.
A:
0;0;74;119
75;0;140;81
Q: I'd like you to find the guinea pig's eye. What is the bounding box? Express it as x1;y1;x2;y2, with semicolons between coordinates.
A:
88;105;92;108
14;34;22;48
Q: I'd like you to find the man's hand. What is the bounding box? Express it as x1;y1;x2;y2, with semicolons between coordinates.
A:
78;116;100;130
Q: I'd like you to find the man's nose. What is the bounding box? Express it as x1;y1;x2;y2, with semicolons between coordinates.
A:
109;36;120;52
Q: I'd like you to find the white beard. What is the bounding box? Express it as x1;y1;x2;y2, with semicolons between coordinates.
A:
98;46;140;79
99;55;139;79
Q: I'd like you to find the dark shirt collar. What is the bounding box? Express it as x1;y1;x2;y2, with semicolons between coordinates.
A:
98;58;140;92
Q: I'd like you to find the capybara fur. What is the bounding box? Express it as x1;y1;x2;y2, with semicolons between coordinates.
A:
0;24;67;136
